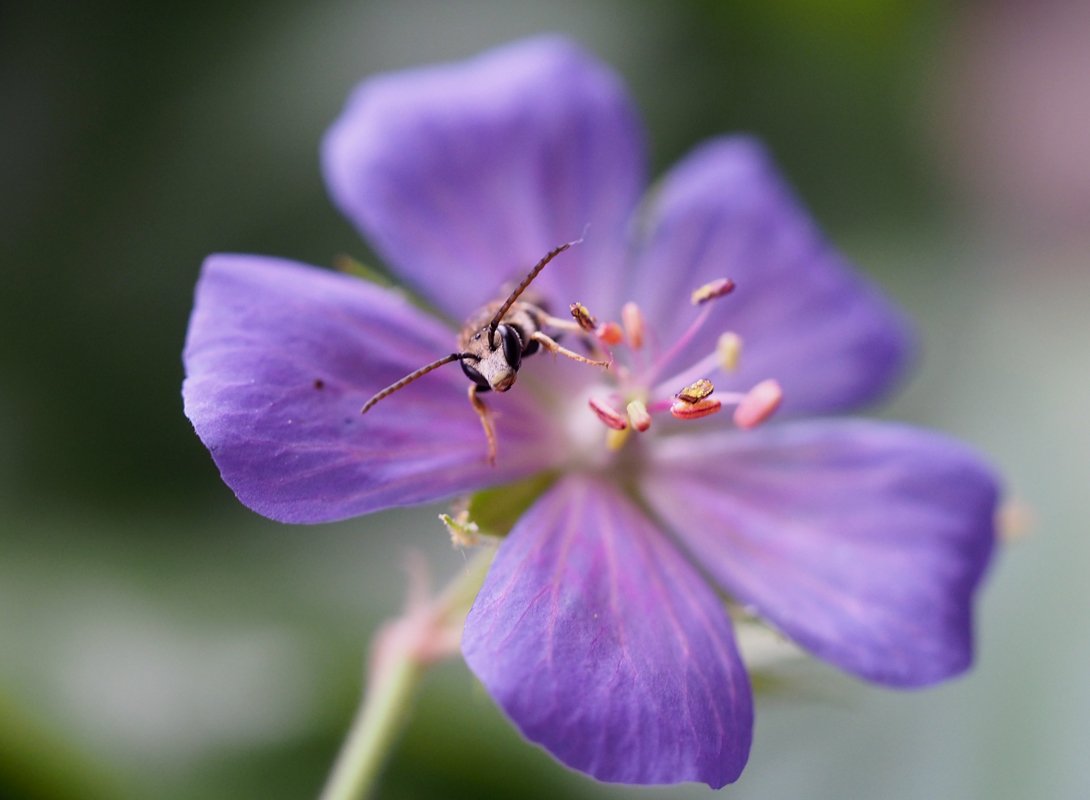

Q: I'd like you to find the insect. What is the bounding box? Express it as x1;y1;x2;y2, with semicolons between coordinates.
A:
360;240;610;463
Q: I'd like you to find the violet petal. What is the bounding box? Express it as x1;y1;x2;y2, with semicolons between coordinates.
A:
182;254;561;523
322;36;645;320
463;476;752;787
632;137;913;415
641;420;999;687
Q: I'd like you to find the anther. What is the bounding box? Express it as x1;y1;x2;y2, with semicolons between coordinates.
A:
588;396;628;430
691;278;736;306
670;397;723;420
621;301;645;349
626;399;652;432
676;378;715;404
570;302;597;332
596;321;624;346
733;379;783;429
717;332;742;371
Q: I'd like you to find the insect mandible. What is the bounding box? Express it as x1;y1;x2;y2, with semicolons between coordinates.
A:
360;239;610;463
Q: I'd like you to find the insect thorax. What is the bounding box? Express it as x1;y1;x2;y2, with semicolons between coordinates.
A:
458;301;545;351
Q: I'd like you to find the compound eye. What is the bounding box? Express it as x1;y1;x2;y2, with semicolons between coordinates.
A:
460;359;490;390
498;324;523;371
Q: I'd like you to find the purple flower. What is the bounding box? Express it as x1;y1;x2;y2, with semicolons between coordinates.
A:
182;37;999;788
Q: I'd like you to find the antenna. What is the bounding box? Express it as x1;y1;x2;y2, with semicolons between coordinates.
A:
487;232;585;346
361;353;477;414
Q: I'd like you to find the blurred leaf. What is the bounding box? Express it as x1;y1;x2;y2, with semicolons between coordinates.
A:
466;472;557;538
0;690;124;800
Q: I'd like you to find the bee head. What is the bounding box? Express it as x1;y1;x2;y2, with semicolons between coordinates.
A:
461;323;523;392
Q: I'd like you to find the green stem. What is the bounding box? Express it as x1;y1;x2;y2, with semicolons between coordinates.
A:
319;548;494;800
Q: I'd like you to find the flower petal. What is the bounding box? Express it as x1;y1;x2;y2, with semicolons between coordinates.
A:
322;36;645;320
462;476;752;787
632;137;912;415
182;255;561;523
640;421;999;686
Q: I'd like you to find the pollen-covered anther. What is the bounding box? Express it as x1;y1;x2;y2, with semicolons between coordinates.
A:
675;378;715;404
588;396;629;430
733;379;784;429
717;332;743;371
670;397;723;420
690;278;736;306
570;302;597;332
621;301;645;349
595;321;624;346
626;399;652;432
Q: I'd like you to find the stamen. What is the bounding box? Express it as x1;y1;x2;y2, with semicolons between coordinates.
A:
675;378;715;404
645;397;676;415
647;304;712;382
691;278;736;306
588;396;628;430
670;397;723;420
570;302;597;332
596;321;624;346
626;399;652;432
717;332;742;372
650;330;744;398
733;379;783;429
606;427;631;451
621;301;645;349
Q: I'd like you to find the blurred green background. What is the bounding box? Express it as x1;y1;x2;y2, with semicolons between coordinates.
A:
3;1;1088;798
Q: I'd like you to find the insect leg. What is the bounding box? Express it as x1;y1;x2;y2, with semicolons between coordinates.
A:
538;313;588;335
538;312;612;363
468;383;498;466
530;331;610;368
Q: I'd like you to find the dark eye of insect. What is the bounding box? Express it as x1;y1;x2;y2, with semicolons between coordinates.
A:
460;359;490;390
498;324;523;371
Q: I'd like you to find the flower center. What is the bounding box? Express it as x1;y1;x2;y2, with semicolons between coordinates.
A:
565;278;783;457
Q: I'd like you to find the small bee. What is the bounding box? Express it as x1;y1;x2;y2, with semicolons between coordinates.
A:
360;240;610;463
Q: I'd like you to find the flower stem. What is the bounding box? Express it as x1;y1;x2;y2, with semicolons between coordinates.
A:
319;548;494;800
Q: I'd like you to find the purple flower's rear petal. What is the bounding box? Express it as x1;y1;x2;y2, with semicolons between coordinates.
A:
632;137;912;415
322;36;645;320
463;476;752;788
182;255;561;523
640;421;999;687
